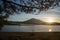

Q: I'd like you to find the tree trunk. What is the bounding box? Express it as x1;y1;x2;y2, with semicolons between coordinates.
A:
0;18;5;30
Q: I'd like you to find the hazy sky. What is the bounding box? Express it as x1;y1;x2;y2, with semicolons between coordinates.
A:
0;0;60;23
8;7;60;23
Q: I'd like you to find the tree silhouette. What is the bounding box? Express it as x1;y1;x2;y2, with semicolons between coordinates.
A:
0;0;60;26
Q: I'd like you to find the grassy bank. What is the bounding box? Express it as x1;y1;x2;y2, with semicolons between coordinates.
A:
0;32;60;40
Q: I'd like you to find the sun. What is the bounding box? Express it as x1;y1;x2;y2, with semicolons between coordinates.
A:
47;19;53;22
47;19;54;23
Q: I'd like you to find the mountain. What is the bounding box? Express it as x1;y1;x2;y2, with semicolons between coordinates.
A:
23;18;46;25
5;18;60;25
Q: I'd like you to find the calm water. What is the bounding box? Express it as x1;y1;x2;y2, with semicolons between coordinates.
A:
0;25;60;32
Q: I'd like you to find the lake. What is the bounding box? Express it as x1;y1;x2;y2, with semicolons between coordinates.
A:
0;25;60;32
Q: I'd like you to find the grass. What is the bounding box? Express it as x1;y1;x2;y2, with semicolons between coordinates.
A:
0;32;60;40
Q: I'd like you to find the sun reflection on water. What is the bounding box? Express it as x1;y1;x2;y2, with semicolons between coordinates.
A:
49;29;52;32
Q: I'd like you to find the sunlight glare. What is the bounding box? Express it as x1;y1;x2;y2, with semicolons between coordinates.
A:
47;19;54;23
49;29;52;32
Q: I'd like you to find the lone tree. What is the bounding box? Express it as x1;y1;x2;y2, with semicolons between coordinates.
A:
0;0;60;26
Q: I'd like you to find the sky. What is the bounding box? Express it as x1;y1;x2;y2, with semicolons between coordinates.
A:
8;6;60;23
0;0;60;23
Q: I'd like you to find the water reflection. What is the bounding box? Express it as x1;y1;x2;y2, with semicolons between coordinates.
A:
49;29;52;32
48;25;52;32
0;25;60;32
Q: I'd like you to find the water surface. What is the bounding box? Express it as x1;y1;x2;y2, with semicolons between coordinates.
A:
0;25;60;32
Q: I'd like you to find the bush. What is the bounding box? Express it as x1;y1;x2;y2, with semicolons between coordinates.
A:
0;19;4;27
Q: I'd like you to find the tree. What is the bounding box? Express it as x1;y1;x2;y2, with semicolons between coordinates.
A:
0;0;59;26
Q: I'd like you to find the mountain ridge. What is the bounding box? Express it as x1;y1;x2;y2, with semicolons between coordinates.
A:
22;18;47;24
5;18;60;25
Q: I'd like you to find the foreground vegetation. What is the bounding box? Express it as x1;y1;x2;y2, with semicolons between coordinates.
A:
0;32;60;40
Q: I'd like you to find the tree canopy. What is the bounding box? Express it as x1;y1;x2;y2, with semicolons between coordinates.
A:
0;0;60;18
0;0;60;27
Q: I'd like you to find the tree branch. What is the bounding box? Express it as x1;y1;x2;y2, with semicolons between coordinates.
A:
5;1;40;9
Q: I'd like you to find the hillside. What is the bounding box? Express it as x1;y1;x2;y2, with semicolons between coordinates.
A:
23;18;46;25
5;18;60;25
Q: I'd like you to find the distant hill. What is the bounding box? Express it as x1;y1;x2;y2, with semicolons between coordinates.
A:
22;18;46;25
5;18;60;25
